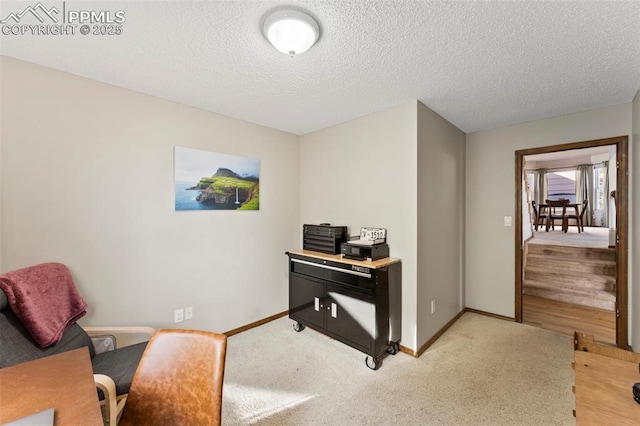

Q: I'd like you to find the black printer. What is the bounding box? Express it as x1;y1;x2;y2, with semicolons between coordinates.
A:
340;227;389;261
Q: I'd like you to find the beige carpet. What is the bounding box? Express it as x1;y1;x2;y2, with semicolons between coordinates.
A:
529;226;609;248
221;313;575;425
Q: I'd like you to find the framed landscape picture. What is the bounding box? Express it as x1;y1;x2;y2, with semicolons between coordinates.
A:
174;146;260;211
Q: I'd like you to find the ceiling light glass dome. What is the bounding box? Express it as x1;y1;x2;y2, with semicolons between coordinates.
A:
263;10;320;57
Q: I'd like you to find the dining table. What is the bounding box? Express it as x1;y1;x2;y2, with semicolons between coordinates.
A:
538;202;580;232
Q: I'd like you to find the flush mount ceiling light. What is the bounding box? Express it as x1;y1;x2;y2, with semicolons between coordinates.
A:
263;10;320;57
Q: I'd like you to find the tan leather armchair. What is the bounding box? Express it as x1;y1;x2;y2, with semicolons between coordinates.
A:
119;329;228;426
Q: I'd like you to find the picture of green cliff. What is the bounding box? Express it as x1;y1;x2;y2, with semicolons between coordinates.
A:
192;168;259;210
174;147;260;211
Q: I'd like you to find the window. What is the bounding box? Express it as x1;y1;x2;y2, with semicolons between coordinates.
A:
546;169;576;203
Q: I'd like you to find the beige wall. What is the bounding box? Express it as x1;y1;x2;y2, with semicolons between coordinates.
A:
416;102;465;346
3;55;636;351
0;57;300;332
633;89;639;349
299;101;419;350
299;101;466;351
466;104;632;325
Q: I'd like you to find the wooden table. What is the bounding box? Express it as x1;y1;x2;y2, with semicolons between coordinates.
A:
573;333;640;425
539;202;580;232
574;351;640;424
0;347;103;425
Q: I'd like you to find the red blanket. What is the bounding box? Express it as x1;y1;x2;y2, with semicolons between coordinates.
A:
0;263;87;348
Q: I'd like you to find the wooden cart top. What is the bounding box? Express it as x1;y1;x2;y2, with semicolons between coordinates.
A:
287;250;400;269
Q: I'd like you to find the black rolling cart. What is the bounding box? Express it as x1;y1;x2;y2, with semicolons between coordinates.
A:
286;250;402;370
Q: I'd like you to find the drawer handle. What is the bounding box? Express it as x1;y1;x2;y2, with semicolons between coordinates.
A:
291;259;372;278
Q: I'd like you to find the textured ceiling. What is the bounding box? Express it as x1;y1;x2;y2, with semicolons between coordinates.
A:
1;1;639;135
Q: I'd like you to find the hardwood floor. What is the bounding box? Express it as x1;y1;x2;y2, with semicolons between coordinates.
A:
523;295;616;345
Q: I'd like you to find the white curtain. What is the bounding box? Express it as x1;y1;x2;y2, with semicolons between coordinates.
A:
601;161;609;227
533;169;547;205
575;164;592;227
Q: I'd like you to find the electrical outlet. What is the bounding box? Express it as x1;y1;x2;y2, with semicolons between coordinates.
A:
431;300;436;314
185;306;193;320
174;308;184;323
504;216;512;226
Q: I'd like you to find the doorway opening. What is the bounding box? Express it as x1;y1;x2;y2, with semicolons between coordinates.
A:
515;136;629;348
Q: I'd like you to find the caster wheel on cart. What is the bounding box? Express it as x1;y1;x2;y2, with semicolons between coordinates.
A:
386;342;400;355
365;356;380;370
293;322;305;332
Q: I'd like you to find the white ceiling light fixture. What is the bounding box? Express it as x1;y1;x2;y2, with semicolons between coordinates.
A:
263;9;320;57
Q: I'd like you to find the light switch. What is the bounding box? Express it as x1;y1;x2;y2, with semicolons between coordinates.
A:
504;216;512;226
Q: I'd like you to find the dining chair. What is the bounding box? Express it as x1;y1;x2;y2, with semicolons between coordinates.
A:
564;199;588;233
545;199;568;231
119;329;227;426
531;200;548;231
